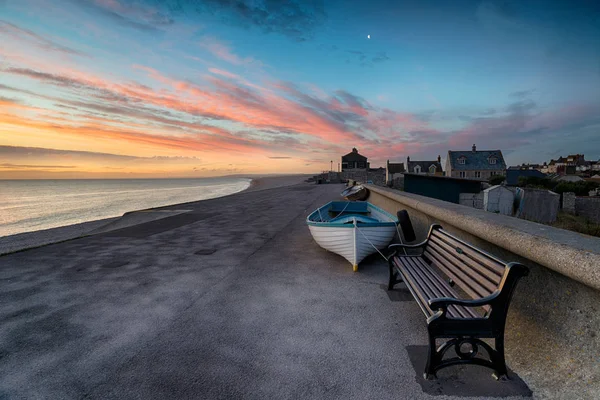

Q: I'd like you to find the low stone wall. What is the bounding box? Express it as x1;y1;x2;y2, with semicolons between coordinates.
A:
563;192;576;214
365;184;600;399
458;192;483;209
341;169;385;186
389;176;404;190
575;196;600;223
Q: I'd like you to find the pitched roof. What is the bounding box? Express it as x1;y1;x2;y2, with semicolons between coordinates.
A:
387;162;405;173
447;150;506;171
341;149;367;161
407;160;443;173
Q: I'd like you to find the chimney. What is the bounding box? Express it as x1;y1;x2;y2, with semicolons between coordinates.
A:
407;156;410;163
437;155;441;163
352;147;358;153
472;144;476;152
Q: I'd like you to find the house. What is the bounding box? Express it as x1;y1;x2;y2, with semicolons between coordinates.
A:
386;160;405;184
446;144;506;180
406;155;443;175
545;159;558;174
341;148;368;171
506;168;546;186
552;154;587;174
591;160;600;172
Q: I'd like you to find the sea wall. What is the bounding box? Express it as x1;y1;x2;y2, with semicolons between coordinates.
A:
365;184;600;399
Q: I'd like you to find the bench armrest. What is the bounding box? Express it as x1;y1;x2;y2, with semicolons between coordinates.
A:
428;291;500;310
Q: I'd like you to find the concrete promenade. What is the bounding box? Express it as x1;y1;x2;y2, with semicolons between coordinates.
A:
0;182;531;399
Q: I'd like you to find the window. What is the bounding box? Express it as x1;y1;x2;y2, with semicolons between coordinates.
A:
414;165;421;174
458;157;466;165
429;165;436;174
459;171;466;178
475;171;481;178
489;157;497;165
358;162;365;168
490;171;497;176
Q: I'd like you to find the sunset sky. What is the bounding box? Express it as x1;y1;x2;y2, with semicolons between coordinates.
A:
1;0;599;178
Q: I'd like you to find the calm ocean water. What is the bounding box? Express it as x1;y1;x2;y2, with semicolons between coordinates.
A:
0;178;251;237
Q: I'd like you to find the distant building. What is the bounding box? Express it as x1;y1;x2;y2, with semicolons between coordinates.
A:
506;168;547;186
515;163;542;171
386;160;405;184
341;148;369;171
406;155;443;175
545;159;558;174
591;160;600;172
446;144;506;180
551;154;587;175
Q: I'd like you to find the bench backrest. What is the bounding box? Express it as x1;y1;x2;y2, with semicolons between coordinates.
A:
423;226;506;300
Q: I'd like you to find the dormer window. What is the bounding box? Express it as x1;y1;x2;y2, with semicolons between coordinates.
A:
414;165;422;174
458;157;466;165
429;165;436;174
489;157;497;165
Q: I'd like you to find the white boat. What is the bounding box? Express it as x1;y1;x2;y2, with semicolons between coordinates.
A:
306;201;398;271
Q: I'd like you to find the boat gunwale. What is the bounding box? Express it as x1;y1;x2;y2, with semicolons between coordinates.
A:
306;201;397;228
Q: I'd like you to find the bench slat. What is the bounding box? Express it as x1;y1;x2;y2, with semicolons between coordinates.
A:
403;258;474;319
428;237;499;293
399;258;458;318
431;230;505;277
393;258;434;317
395;257;478;319
412;258;480;318
424;245;491;299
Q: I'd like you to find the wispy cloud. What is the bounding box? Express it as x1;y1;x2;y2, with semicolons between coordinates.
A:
199;36;263;66
0;163;76;169
189;0;326;41
74;0;174;32
0;20;88;57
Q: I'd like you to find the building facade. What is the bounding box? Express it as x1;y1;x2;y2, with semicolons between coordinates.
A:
406;155;443;175
446;144;506;180
385;160;405;184
341;148;368;171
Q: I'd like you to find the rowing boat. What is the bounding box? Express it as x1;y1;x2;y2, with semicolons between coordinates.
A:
340;185;369;201
306;201;398;271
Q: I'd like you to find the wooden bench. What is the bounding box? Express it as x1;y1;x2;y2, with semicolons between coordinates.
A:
388;224;529;380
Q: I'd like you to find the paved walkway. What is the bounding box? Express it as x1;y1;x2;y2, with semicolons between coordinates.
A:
0;183;531;399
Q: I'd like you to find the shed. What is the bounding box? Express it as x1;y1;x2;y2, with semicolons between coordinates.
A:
404;173;482;204
483;185;514;215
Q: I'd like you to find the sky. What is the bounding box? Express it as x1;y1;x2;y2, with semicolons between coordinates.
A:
1;0;599;178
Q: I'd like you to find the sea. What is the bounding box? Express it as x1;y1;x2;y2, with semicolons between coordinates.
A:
0;177;251;238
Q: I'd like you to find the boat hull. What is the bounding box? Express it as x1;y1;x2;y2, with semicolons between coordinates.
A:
306;202;398;271
308;224;396;269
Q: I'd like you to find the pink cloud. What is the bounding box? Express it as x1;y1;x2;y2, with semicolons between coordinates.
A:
199;36;263;67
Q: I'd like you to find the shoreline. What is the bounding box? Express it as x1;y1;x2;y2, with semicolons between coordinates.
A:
0;174;310;255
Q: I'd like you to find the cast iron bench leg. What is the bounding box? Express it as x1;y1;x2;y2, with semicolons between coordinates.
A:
491;336;509;380
424;329;438;380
